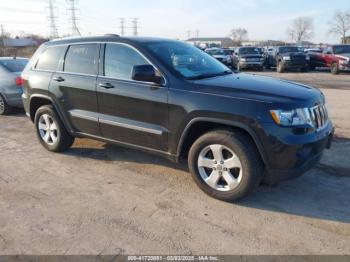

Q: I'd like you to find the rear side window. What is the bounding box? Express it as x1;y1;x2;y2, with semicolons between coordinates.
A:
36;46;66;71
64;44;99;75
0;59;28;72
104;43;149;80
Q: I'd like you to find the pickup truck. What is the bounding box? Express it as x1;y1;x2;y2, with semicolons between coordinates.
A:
308;45;350;74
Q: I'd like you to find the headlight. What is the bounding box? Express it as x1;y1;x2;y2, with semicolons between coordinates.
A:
240;58;246;62
340;59;348;65
283;56;291;61
270;108;313;127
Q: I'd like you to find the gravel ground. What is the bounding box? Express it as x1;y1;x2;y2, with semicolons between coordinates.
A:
0;71;349;255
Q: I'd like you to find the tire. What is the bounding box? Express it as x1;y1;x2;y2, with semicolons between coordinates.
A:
331;62;339;75
188;130;263;202
0;94;12;115
34;105;74;152
300;67;308;72
257;66;263;71
277;61;284;73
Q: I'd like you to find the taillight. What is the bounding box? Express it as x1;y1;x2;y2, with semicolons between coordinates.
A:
15;76;24;86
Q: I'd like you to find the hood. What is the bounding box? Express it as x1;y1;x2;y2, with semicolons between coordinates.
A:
213;54;227;59
193;73;323;108
336;53;350;60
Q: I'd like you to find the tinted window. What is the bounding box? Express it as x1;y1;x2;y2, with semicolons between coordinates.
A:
104;44;149;79
36;46;65;71
0;59;28;72
64;44;98;75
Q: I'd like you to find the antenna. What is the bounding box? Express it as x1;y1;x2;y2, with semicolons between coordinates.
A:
131;18;139;36
67;0;81;36
47;0;59;39
119;18;125;36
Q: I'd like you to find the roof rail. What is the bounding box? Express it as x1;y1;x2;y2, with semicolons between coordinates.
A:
104;34;120;37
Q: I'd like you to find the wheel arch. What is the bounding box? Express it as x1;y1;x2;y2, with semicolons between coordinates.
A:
176;117;269;168
29;94;74;133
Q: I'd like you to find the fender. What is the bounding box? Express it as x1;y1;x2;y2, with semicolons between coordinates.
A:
29;94;75;134
176;117;270;168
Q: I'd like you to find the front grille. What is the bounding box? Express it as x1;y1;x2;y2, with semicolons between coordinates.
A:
309;104;328;130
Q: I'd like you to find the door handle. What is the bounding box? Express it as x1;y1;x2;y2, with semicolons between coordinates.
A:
53;76;65;82
99;83;114;89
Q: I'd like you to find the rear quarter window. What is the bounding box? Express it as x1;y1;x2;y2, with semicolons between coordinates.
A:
35;46;66;71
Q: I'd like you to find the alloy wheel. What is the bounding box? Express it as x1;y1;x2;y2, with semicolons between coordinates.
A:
38;114;59;145
197;144;243;192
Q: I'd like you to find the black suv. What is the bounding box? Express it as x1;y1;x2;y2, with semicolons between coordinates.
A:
22;35;334;201
232;47;265;71
266;46;310;73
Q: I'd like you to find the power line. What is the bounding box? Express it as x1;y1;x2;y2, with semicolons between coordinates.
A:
47;0;58;39
67;0;80;36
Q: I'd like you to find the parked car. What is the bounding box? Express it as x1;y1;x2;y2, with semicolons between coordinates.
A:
205;48;233;67
266;46;310;73
0;57;28;115
21;35;334;201
308;45;350;74
232;47;265;71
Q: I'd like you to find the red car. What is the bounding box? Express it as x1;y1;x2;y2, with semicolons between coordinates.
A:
309;45;350;74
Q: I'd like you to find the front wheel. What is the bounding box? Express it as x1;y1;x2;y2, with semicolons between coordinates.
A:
277;61;284;73
331;62;339;75
34;105;75;152
188;130;263;202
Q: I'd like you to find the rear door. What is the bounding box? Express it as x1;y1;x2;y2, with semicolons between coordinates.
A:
50;43;101;136
96;43;169;151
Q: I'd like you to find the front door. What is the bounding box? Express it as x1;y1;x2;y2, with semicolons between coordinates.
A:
96;43;169;152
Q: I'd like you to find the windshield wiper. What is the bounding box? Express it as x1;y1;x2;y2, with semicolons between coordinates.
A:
188;70;232;80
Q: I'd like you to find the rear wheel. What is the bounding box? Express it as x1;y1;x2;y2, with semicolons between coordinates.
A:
34;105;74;152
331;62;339;75
188;130;263;202
0;94;11;115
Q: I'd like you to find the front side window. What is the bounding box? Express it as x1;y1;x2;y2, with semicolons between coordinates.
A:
36;46;66;71
334;45;350;54
146;41;230;80
104;43;150;80
64;44;99;75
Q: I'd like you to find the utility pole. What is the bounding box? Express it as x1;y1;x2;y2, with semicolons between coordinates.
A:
119;18;125;36
67;0;81;36
131;18;139;36
187;30;191;39
195;29;200;38
0;24;5;56
47;0;59;39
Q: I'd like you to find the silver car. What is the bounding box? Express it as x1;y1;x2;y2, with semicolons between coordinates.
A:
0;57;28;115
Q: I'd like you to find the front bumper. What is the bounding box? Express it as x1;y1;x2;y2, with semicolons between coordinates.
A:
239;61;264;69
258;122;334;184
282;60;308;69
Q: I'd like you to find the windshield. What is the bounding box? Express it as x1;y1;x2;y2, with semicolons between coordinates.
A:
278;46;299;53
238;47;261;55
334;45;350;54
146;41;231;80
206;49;225;56
0;59;28;72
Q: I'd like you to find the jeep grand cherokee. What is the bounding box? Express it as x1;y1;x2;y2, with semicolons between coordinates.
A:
21;35;334;201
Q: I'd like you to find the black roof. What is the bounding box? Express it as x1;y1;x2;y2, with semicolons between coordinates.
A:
46;35;178;46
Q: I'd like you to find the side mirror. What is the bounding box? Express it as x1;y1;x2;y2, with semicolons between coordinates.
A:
132;64;164;85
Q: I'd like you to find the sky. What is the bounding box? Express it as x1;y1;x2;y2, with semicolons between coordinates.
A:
0;0;349;44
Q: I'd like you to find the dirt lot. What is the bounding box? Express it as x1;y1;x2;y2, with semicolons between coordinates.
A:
0;71;349;255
